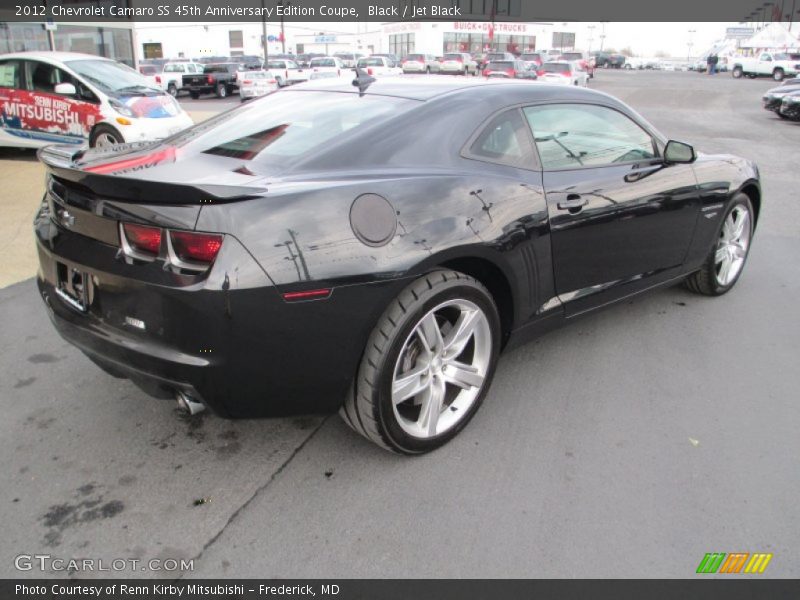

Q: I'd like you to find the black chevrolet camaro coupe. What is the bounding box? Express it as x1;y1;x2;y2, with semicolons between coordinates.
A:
34;77;760;454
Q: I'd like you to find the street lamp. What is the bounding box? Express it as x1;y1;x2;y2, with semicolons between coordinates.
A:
587;25;595;52
278;0;291;54
687;29;696;62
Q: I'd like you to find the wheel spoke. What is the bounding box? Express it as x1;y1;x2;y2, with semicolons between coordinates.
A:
442;309;480;359
715;245;728;264
721;218;734;243
418;377;445;436
417;312;444;353
392;363;429;405
731;211;749;242
718;257;732;285
443;360;485;390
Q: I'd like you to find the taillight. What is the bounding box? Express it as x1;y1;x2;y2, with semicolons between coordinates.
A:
367;67;374;75
121;223;162;258
267;79;277;84
155;75;161;84
507;69;515;76
207;75;213;84
169;231;223;265
243;79;252;84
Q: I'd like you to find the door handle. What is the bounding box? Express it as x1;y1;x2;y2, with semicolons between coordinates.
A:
557;194;587;212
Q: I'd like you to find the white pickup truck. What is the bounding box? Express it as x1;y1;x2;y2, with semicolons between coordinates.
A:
264;59;309;86
731;52;800;81
159;62;205;96
355;56;403;77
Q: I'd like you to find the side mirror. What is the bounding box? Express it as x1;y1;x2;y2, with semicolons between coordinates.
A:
664;140;696;164
54;82;76;95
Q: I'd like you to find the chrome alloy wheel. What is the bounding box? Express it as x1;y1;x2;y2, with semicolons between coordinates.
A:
715;205;751;286
94;132;119;148
391;299;492;439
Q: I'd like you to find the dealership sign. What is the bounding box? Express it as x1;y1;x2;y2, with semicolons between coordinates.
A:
452;22;530;33
725;27;755;40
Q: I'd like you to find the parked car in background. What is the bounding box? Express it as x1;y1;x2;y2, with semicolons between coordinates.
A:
370;53;400;65
137;64;161;89
159;62;204;97
731;52;800;81
482;60;528;79
309;56;346;76
33;77;761;453
356;56;403;77
0;51;192;148
762;81;800;116
401;54;440;74
558;51;594;78
520;52;545;71
184;62;243;98
779;90;800;120
265;59;308;86
440;52;479;75
308;70;344;81
296;53;325;68
539;61;589;86
624;57;645;70
238;70;279;102
333;52;364;68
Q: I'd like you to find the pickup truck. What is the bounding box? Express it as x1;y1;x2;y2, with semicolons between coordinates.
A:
355;56;403;77
731;52;800;81
183;63;243;98
160;62;205;96
264;59;308;86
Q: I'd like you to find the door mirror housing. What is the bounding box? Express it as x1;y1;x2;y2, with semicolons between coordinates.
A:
664;140;696;164
54;82;77;95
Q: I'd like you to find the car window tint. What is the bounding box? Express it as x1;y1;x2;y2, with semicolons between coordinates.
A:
27;61;60;92
0;60;22;88
468;109;536;169
524;104;656;170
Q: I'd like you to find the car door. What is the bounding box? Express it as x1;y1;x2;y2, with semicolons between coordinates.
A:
759;53;772;75
522;102;701;316
16;59;101;145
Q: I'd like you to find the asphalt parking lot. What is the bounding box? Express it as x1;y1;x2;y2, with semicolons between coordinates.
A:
1;70;798;579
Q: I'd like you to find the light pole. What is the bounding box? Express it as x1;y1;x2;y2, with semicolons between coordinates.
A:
687;29;696;62
260;0;268;63
587;25;595;52
278;0;291;54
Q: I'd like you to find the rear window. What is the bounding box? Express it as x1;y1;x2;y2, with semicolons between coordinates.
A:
165;91;413;168
406;54;425;61
487;61;514;70
311;58;336;67
357;58;385;67
561;53;582;61
543;63;571;74
204;65;232;73
139;65;158;75
444;54;464;61
521;54;542;61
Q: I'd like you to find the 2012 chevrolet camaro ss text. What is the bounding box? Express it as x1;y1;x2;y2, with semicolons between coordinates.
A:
34;76;760;453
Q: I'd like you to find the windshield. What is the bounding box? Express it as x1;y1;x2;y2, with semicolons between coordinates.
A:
66;59;159;94
543;63;571;74
406;54;425;61
311;58;336;67
163;91;413;170
164;64;187;73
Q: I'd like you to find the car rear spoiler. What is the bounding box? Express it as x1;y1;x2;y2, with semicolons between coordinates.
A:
38;144;266;205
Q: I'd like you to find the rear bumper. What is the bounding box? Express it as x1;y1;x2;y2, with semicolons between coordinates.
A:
34;207;409;418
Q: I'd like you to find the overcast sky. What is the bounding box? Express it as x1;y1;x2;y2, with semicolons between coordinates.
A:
582;22;740;56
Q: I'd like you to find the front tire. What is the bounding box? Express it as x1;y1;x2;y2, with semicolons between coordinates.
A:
773;68;785;81
89;124;123;148
685;194;754;296
341;270;501;454
732;66;743;78
167;83;178;97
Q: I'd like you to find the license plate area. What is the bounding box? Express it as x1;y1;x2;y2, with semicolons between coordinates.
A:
55;262;91;313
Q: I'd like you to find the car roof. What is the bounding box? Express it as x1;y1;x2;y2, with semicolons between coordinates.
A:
0;51;113;64
288;75;609;102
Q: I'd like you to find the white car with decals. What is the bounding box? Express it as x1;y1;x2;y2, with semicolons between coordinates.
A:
0;52;193;149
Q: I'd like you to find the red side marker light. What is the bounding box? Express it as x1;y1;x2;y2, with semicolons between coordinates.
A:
282;289;332;302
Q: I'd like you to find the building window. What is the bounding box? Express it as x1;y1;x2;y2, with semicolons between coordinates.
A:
0;23;50;54
389;33;415;57
52;25;134;67
229;30;244;49
142;42;163;59
551;32;576;52
443;32;536;55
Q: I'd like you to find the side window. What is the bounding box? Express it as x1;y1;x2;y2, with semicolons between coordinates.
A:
523;104;656;170
0;60;22;89
26;60;59;93
465;109;537;169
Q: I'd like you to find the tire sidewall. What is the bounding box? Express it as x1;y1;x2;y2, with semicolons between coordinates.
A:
216;83;227;97
89;124;123;148
709;194;754;294
372;280;501;454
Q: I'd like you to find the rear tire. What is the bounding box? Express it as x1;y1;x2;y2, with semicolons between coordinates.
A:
685;193;754;296
167;83;178;97
215;83;228;98
732;66;743;78
773;68;784;81
340;270;501;454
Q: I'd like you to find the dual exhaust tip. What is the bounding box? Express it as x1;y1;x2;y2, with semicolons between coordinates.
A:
175;389;205;415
